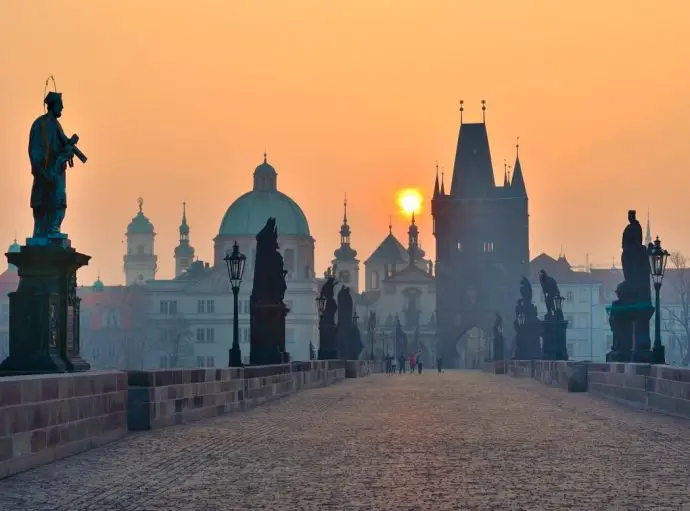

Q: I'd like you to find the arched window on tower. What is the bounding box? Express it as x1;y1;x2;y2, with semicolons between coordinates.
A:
339;270;350;284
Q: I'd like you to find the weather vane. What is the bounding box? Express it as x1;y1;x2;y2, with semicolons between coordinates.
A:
481;99;486;122
459;99;464;123
137;197;144;213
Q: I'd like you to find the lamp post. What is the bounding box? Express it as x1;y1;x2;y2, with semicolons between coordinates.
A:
224;241;246;367
554;295;564;319
649;236;670;364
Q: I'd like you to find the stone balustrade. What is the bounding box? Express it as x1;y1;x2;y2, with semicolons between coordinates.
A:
0;371;127;479
0;360;376;479
487;359;690;418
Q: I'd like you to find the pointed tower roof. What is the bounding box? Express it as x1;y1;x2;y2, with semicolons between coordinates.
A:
645;210;652;246
440;171;445;195
510;139;527;197
449;104;496;197
334;194;357;261
503;159;510;187
364;221;408;266
179;201;189;237
433;162;440;197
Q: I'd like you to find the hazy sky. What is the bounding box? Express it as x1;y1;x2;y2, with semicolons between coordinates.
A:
1;1;689;286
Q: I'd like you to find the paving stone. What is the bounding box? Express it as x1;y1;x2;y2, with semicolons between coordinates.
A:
0;371;689;510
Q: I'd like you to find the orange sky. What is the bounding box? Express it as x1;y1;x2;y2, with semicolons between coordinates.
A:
1;1;689;286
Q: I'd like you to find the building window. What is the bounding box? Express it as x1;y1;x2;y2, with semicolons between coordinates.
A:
243;328;249;341
197;356;205;367
206;328;215;343
371;271;379;289
206;356;215;368
483;241;494;253
339;270;351;284
206;300;215;313
197;300;205;314
567;343;575;358
566;291;574;302
196;328;205;342
160;301;168;314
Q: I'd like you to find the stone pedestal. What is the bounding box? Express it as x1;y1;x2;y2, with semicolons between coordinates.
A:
492;333;504;361
513;319;542;360
0;240;91;376
318;323;338;360
541;318;569;361
606;302;654;363
249;302;290;366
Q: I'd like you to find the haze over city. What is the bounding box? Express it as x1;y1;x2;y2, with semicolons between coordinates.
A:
1;1;689;285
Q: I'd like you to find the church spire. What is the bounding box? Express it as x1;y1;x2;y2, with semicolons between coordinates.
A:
174;201;194;277
334;193;357;261
645;209;652;246
440;172;445;195
510;137;527;197
503;159;511;187
407;210;419;267
433;161;440;197
179;201;189;241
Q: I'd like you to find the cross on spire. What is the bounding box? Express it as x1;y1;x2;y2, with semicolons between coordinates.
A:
459;99;464;124
343;193;348;223
481;99;486;123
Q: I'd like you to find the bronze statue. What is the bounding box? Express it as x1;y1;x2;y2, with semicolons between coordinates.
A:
538;269;561;318
519;275;532;303
252;218;287;304
320;275;338;326
28;89;87;238
618;210;652;303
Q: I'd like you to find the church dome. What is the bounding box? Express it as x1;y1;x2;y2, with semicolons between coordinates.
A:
7;239;20;254
93;276;105;292
217;155;310;237
127;198;154;235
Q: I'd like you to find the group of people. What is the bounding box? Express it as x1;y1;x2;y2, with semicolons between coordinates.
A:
383;351;444;375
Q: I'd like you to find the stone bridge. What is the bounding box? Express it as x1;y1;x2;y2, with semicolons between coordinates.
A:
1;360;689;510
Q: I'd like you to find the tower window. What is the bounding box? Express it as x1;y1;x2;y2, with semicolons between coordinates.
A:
371;271;379;290
483;242;495;253
456;241;463;252
339;270;351;284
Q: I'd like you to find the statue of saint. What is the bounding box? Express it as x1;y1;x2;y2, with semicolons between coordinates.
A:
619;210;651;302
253;218;288;304
319;275;337;325
538;269;561;318
28;91;83;238
519;276;533;303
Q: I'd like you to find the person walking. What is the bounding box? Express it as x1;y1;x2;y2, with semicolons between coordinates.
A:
398;354;405;374
416;351;423;374
408;354;416;374
437;356;444;374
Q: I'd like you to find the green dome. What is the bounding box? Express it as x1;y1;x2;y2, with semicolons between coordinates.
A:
7;239;20;254
218;155;310;237
218;190;310;237
93;277;105;291
127;198;154;234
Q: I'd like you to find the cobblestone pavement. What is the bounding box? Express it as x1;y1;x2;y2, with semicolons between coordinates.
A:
1;371;690;510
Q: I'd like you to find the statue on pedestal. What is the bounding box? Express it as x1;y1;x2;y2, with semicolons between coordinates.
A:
28;86;87;240
1;82;91;375
607;210;654;363
335;286;363;360
250;218;289;365
513;276;542;360
538;270;568;360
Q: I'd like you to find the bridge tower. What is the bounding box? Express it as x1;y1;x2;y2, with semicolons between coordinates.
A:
431;102;529;366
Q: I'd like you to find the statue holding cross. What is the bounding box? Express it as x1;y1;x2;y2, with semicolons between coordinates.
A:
28;78;87;239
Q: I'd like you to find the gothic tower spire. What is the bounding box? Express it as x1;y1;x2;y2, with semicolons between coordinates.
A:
645;209;652;246
174;201;195;277
332;193;359;292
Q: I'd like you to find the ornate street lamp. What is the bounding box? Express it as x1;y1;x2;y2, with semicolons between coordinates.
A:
315;295;327;317
224;241;246;367
649;236;670;364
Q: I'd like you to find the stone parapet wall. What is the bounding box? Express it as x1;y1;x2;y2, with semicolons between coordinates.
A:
588;363;690;419
482;361;506;374
0;371;127;479
127;360;360;431
495;360;690;418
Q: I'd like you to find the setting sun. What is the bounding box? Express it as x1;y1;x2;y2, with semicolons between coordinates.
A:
398;189;422;216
